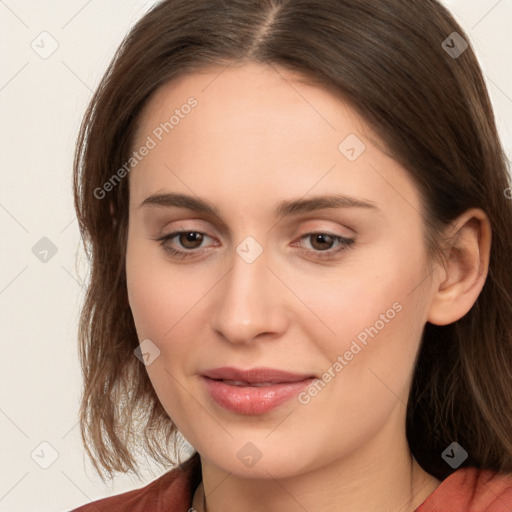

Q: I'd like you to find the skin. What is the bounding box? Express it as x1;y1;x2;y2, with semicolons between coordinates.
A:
125;62;491;512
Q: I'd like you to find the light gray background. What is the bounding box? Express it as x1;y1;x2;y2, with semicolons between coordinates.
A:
1;1;511;511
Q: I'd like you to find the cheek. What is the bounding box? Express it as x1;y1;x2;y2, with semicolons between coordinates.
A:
292;284;423;457
126;233;203;341
293;226;427;344
125;244;205;426
296;243;428;398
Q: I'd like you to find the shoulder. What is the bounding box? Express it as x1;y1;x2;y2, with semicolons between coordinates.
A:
417;466;512;511
70;453;202;512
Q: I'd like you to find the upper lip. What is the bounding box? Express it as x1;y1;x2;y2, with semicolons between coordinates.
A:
201;366;315;384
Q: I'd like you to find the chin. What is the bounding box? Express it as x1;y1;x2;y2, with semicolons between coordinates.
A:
196;439;316;480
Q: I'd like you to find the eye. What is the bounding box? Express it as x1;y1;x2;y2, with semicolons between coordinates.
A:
294;232;355;260
155;230;215;259
154;230;355;261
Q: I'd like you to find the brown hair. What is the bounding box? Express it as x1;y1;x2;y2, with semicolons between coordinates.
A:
73;0;512;481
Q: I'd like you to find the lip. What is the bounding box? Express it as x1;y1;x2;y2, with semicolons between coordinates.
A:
201;366;316;415
201;366;314;383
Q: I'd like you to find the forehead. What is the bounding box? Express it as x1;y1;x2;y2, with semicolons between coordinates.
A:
129;62;423;222
135;61;365;142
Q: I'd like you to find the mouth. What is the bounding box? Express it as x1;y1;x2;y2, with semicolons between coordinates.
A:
212;379;284;387
201;366;316;384
200;367;316;415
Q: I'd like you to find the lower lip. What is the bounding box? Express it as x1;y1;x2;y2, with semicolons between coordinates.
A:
201;376;315;415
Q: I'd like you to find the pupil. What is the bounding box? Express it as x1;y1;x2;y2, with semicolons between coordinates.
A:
314;234;332;250
182;232;202;248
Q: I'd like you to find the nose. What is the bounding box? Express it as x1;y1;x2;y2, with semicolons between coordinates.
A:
210;245;289;345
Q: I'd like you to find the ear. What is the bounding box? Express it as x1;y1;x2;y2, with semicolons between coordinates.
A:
427;208;492;326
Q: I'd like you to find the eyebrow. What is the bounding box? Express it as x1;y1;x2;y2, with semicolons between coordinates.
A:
138;192;380;218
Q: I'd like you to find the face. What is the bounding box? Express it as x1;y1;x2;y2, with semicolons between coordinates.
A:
125;62;436;478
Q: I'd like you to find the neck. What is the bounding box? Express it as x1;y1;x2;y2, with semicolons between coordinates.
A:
196;407;441;512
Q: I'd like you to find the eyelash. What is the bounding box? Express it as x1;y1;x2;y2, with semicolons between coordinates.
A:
154;230;355;260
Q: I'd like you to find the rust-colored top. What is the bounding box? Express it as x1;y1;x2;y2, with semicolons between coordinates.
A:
70;454;512;512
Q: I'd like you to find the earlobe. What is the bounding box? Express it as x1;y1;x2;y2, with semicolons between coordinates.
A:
426;209;491;326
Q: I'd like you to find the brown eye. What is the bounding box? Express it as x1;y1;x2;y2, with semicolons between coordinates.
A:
296;232;355;260
178;232;204;249
156;230;214;257
309;233;335;251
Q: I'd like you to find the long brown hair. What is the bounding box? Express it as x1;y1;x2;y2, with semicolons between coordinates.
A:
73;0;512;481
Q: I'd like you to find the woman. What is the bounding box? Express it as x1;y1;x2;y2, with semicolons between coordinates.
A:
71;0;512;510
